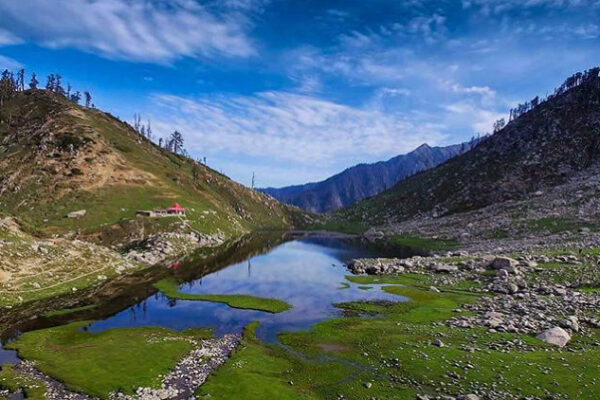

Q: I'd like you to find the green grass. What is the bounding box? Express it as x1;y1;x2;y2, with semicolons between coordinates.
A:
41;304;97;318
0;365;46;400
4;322;213;399
154;278;292;313
197;323;347;400
525;216;595;234
388;235;460;251
199;272;600;400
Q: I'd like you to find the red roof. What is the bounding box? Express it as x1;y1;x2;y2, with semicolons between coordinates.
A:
167;203;184;211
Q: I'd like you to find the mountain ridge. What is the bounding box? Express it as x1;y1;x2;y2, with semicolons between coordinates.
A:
260;141;475;213
335;67;600;226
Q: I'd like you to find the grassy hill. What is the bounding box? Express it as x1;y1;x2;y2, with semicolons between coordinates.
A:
335;69;600;226
0;90;302;245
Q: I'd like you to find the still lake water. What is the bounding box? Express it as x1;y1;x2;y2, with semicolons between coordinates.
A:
88;237;410;342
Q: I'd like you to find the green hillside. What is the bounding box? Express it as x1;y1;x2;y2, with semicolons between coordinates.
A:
0;90;302;244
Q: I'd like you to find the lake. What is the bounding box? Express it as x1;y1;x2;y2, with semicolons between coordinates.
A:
0;234;420;364
87;236;413;342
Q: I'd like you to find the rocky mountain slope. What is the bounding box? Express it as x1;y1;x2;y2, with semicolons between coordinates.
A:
336;68;600;226
0;90;301;245
260;142;472;213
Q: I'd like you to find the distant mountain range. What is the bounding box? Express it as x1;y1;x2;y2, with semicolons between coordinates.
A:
260;142;476;213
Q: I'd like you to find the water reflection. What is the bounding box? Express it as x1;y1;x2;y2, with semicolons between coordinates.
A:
89;238;409;342
0;343;19;365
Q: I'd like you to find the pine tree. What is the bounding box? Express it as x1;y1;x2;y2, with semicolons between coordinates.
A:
46;74;56;91
170;131;184;154
29;73;39;90
55;74;64;96
70;91;82;104
0;69;16;107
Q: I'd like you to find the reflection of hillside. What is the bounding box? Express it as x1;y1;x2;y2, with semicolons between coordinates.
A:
0;232;290;341
300;236;428;260
172;231;292;283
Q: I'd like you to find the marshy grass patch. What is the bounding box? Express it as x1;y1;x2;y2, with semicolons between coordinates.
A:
153;278;292;313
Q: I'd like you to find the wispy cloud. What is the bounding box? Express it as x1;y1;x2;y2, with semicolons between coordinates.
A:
0;55;22;70
462;0;600;14
391;13;448;44
444;102;506;134
0;28;22;46
148;92;448;165
0;0;257;63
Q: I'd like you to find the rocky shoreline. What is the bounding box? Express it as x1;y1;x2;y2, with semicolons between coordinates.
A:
125;231;225;265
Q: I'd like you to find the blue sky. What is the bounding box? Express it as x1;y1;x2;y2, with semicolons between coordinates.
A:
1;0;599;187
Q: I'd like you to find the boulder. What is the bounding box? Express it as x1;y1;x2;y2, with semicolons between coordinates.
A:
67;210;87;218
496;269;509;278
489;257;518;272
432;264;458;273
536;327;571;347
560;316;580;332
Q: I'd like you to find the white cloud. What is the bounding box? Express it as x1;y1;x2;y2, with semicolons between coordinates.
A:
463;0;600;15
392;13;448;44
148;92;448;165
0;0;256;63
444;102;506;134
449;83;496;106
379;88;412;97
0;55;22;70
0;28;22;46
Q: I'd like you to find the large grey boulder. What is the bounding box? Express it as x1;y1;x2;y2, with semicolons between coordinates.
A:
536;327;571;347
